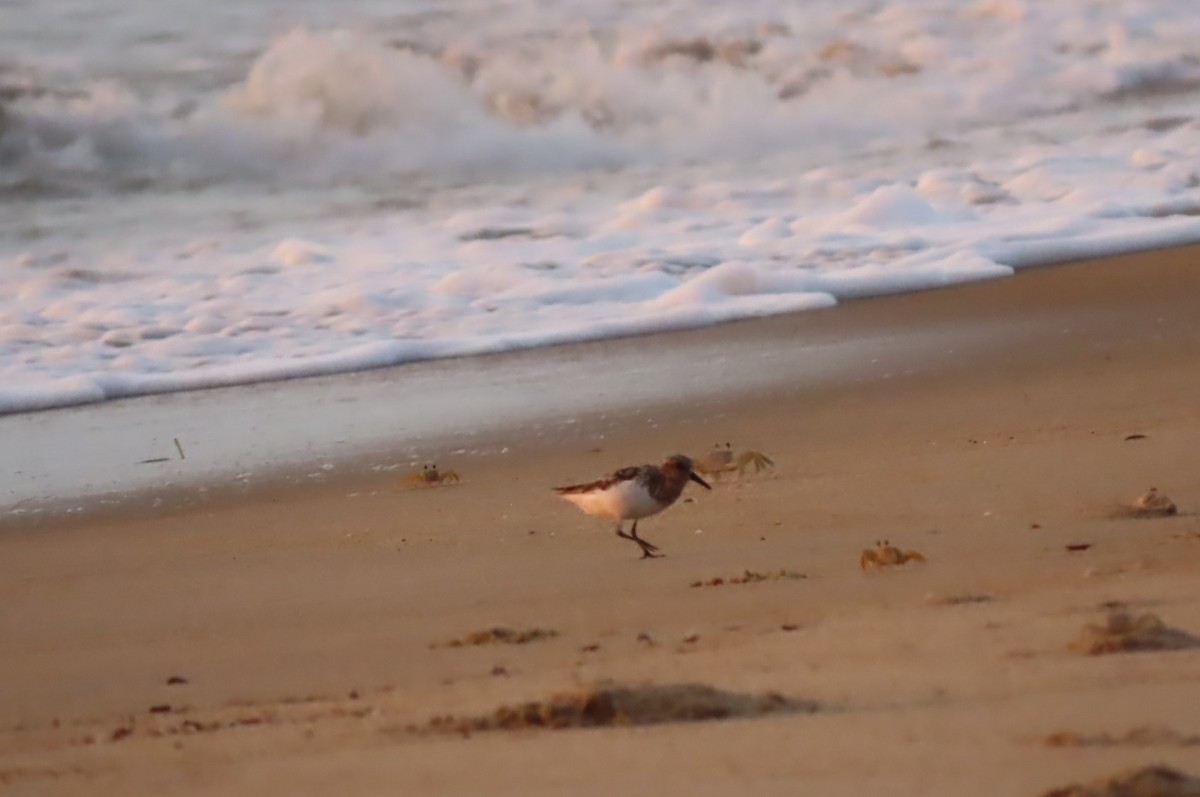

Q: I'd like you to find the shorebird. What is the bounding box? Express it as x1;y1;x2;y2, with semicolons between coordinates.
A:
554;454;712;558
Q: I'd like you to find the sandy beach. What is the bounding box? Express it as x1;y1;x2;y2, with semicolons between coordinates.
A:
2;245;1200;796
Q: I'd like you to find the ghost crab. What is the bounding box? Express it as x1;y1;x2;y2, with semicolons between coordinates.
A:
400;464;461;488
860;540;926;570
693;443;775;480
1109;486;1179;519
1133;486;1177;517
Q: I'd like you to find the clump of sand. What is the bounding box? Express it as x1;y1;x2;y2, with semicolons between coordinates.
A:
420;683;817;736
1040;765;1200;797
1068;613;1199;655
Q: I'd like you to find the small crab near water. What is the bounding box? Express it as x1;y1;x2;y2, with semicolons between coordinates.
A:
1133;486;1177;517
400;463;461;488
693;443;775;480
860;540;927;570
1109;486;1180;519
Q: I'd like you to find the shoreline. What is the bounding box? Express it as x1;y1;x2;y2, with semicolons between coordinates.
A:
4;242;1200;526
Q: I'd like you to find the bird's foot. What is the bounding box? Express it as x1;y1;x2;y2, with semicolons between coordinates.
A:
618;528;662;558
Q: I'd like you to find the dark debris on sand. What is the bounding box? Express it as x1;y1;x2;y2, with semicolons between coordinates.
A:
417;683;818;737
690;569;806;588
434;627;560;648
1045;726;1200;748
926;592;993;606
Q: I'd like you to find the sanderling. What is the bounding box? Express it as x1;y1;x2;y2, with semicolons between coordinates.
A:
554;454;712;558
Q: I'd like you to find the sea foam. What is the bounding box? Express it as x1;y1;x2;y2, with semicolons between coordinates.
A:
3;1;1200;412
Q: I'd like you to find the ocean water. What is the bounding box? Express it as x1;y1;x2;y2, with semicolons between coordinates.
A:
4;0;1200;414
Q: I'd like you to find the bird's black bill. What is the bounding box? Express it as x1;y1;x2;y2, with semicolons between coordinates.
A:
689;472;712;490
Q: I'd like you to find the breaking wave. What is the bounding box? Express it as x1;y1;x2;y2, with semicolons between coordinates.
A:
4;4;1199;197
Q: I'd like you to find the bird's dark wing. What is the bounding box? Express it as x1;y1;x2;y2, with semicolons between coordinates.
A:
553;465;643;494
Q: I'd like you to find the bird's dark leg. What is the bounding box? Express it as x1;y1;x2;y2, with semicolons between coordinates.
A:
628;520;659;550
615;522;661;559
627;520;661;558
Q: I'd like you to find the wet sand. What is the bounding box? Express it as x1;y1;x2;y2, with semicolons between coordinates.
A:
2;246;1200;795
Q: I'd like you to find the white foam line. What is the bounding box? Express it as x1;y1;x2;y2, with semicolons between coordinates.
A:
984;217;1200;269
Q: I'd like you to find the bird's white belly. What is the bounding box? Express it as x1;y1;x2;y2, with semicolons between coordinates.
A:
563;479;665;521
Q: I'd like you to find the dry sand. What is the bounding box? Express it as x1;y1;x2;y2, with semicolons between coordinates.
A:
2;246;1200;796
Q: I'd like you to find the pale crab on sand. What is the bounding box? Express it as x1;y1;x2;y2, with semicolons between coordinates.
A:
860;540;927;570
1132;486;1177;517
693;443;775;479
400;464;460;488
